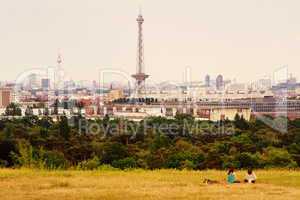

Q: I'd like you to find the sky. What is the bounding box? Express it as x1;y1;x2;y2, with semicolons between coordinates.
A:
0;0;299;84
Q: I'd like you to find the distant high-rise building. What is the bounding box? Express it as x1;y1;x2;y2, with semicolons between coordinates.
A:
205;75;210;87
28;73;39;89
41;78;50;90
216;75;224;90
0;87;12;108
258;78;272;90
287;74;297;84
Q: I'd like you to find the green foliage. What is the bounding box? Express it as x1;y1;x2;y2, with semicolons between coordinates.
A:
5;103;22;116
3;123;15;139
0;116;299;170
150;134;171;151
112;157;137;169
263;147;298;168
12;140;35;168
59;116;70;140
100;142;128;164
234;152;260;169
12;141;67;169
38;149;68;169
165;151;203;170
181;160;197;170
77;156;101;170
175;113;195;123
234;114;249;130
0;159;8;168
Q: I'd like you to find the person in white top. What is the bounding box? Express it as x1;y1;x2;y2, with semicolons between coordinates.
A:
244;169;257;183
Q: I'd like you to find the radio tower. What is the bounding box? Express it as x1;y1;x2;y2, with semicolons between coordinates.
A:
55;52;64;90
132;10;149;96
57;52;62;67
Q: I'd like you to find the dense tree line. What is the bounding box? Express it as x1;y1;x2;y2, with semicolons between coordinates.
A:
0;111;300;170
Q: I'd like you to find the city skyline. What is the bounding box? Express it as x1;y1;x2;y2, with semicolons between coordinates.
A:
0;0;300;83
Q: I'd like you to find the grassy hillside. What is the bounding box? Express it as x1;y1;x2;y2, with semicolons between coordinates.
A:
0;169;300;200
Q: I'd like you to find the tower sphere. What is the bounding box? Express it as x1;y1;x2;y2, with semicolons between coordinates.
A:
137;15;144;23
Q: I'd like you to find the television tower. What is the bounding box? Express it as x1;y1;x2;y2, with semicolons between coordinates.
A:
132;10;149;96
57;52;62;67
55;52;64;90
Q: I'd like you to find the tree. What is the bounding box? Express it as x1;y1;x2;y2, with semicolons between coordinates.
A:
5;103;22;116
263;147;298;168
25;106;33;116
53;99;60;115
0;140;16;166
112;157;137;169
3;123;15;139
59;116;70;140
234;152;260;169
100;142;128;164
234;114;249;130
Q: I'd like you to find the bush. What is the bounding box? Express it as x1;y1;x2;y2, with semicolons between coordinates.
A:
234;152;260;169
101;143;128;164
180;160;196;170
12;141;35;168
39;150;68;169
263;147;298;168
166;152;193;169
12;142;68;169
165;151;204;170
221;155;240;169
0;159;8;168
112;157;137;169
77;156;101;170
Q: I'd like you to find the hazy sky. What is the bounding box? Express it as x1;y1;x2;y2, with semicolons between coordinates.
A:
0;0;299;83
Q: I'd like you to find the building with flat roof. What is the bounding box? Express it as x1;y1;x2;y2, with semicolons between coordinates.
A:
0;87;12;108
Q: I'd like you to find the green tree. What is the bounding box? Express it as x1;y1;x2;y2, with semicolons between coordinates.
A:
59;116;70;140
100;142;128;164
112;157;137;169
5;103;22;116
263;147;298;168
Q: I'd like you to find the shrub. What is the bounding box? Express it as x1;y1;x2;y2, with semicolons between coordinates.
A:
39;150;68;169
77;156;101;170
166;152;192;169
180;160;196;170
101;143;128;164
263;147;298;168
112;157;137;169
12;140;35;168
165;151;204;169
0;159;8;168
234;152;260;169
221;155;240;169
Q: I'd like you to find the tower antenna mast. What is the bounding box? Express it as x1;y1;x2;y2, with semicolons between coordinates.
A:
132;9;149;96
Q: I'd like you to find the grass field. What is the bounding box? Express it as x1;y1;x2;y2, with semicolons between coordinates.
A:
0;169;300;200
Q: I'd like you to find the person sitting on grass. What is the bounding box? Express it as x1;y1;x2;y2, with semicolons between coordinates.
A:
244;169;257;183
227;167;240;184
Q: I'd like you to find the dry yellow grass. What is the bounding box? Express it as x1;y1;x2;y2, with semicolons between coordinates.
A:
0;169;300;200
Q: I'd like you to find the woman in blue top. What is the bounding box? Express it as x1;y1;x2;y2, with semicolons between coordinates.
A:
227;167;240;184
